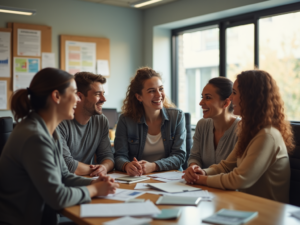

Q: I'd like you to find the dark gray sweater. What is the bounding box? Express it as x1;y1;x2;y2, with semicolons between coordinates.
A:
0;112;92;225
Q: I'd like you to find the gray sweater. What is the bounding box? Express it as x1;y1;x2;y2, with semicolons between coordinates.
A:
188;117;240;168
57;115;114;173
0;112;92;225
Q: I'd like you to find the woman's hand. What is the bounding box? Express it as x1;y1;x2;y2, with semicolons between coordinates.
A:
183;164;206;184
87;174;119;197
138;160;158;174
125;157;143;176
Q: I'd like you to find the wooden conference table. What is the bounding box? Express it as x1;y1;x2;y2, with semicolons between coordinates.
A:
61;172;300;225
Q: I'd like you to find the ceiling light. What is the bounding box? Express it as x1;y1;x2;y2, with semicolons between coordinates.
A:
131;0;163;8
0;5;36;16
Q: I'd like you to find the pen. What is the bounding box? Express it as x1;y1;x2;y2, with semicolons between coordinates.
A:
133;157;142;176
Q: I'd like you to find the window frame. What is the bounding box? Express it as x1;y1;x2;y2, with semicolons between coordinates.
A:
171;2;300;123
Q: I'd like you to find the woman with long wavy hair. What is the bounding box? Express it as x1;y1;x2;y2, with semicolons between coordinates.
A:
183;70;294;203
114;67;186;176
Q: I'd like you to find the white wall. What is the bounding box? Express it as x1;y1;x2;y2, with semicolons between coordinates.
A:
0;0;143;118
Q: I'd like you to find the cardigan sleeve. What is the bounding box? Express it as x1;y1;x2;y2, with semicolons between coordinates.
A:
22;135;91;210
204;132;277;190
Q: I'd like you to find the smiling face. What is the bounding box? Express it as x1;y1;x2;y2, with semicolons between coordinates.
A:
59;79;79;120
80;82;106;116
229;80;241;115
200;84;227;119
135;77;165;113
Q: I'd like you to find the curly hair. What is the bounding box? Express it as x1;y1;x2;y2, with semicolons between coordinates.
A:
122;67;175;122
235;70;294;157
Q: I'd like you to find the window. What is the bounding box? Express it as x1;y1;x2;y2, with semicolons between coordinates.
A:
177;27;219;125
172;2;300;124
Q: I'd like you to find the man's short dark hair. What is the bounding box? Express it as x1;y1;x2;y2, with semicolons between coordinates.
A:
74;72;106;96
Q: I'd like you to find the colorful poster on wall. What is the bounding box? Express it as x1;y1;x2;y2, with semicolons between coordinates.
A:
13;57;40;91
65;41;96;75
17;29;41;57
0;31;11;78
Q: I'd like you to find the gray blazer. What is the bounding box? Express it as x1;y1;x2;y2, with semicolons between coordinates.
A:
0;112;92;225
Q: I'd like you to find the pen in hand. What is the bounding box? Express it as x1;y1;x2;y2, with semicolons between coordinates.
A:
133;157;143;176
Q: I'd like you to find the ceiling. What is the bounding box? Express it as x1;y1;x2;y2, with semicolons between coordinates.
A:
82;0;180;9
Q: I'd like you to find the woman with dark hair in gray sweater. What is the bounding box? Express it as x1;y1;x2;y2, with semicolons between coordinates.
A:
0;68;119;225
184;77;240;184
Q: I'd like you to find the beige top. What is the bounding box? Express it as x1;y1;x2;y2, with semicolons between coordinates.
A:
204;126;290;203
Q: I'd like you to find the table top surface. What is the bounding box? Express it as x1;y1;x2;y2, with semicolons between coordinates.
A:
61;172;300;225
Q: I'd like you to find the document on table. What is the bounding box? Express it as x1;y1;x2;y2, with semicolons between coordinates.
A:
291;210;300;220
148;181;201;193
163;190;214;201
134;183;166;195
92;173;128;183
148;171;184;180
97;188;145;201
103;216;152;225
80;200;161;217
152;177;185;183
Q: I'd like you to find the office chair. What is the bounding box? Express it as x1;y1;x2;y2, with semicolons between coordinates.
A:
183;113;192;170
0;117;13;156
289;122;300;207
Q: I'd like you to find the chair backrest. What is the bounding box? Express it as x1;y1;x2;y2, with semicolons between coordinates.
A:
289;122;300;207
183;112;192;170
0;117;13;156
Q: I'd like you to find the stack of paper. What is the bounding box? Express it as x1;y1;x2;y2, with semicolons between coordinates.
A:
97;188;145;201
92;173;129;183
163;190;214;201
148;171;184;182
103;216;152;225
80;200;161;217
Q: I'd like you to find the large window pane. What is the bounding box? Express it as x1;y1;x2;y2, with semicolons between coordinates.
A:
259;12;300;121
177;27;219;125
226;24;255;81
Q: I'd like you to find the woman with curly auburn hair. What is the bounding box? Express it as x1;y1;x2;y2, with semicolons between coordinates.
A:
183;70;294;203
114;67;186;175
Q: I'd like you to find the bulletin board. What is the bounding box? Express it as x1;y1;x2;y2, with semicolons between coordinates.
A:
0;28;12;110
60;35;110;77
4;22;52;110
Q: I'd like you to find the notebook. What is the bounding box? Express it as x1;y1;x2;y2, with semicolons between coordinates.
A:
147;181;201;193
202;209;258;225
115;176;150;184
156;195;201;206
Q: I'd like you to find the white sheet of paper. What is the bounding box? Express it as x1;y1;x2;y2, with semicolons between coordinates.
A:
103;216;152;225
97;59;109;76
148;171;184;180
17;29;41;56
80;200;161;217
91;173;128;183
0;80;7;109
0;32;11;77
163;190;214;201
97;188;145;201
152;177;185;183
148;181;201;193
42;52;56;68
291;210;300;220
134;183;151;190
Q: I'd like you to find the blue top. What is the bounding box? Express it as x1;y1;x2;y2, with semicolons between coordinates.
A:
114;107;186;171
